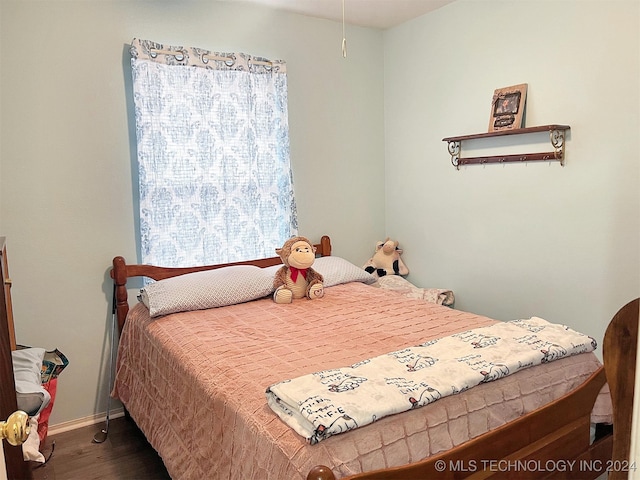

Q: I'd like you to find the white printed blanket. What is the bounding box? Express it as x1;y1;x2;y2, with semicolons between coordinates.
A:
265;317;597;444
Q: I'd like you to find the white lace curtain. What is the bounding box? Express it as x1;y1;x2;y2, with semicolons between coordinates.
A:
130;38;298;267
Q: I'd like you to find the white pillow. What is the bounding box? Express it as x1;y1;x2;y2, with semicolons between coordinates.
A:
139;265;275;317
12;348;51;416
309;256;376;287
265;256;376;288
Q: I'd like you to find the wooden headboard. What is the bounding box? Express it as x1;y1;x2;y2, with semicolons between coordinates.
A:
110;235;332;334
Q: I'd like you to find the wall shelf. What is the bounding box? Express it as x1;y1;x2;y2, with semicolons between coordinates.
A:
442;124;570;170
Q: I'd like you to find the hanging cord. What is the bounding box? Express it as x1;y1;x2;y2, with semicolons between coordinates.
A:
341;0;347;58
92;284;117;443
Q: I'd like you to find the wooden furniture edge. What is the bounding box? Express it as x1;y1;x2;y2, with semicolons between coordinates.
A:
442;125;571;143
0;237;33;480
1;238;16;351
604;297;639;480
110;235;332;334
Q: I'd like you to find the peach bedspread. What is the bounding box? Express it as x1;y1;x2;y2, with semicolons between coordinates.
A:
113;282;608;480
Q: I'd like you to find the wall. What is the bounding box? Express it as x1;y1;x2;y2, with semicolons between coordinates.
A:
384;0;639;352
0;1;384;425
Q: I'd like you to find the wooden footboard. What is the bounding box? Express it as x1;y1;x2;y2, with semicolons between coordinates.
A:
308;297;639;480
309;368;610;480
604;298;639;480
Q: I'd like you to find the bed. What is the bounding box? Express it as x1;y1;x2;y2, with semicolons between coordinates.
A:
109;235;636;480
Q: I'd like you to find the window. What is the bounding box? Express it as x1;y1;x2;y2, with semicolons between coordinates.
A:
129;38;298;267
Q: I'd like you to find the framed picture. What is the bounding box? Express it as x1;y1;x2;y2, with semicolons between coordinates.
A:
488;83;528;132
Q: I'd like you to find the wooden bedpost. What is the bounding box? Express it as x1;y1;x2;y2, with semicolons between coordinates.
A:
603;297;639;480
307;465;336;480
111;256;131;335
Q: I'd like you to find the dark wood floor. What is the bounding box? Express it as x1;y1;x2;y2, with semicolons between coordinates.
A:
30;416;171;480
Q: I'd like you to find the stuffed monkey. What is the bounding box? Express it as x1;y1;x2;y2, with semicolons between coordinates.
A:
273;236;324;304
363;238;409;278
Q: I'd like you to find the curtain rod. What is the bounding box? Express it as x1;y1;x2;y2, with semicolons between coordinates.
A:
150;48;273;66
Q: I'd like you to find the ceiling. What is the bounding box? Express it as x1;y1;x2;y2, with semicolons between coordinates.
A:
224;0;456;30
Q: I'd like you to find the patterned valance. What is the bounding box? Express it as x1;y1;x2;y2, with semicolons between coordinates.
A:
130;38;286;74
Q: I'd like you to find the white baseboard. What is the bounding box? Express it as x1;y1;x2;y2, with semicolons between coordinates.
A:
47;408;125;436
